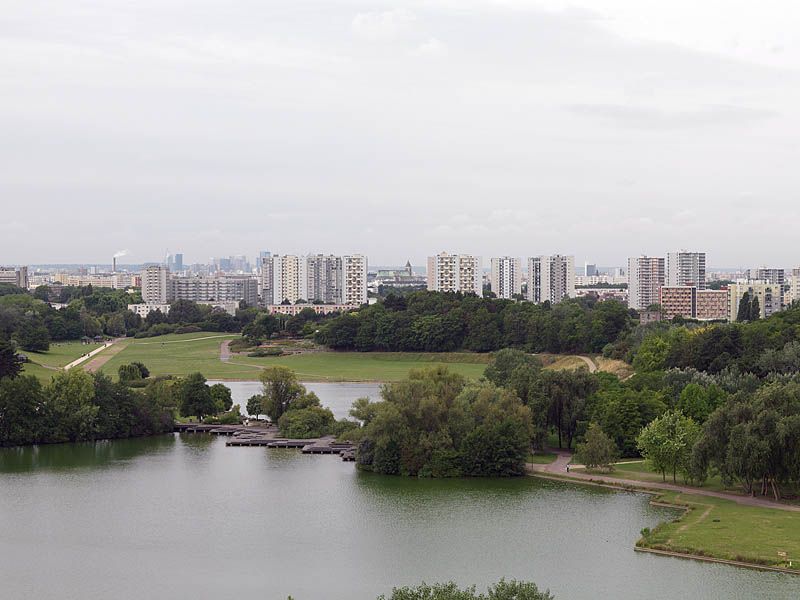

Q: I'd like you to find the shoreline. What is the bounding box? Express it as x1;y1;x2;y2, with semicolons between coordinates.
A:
528;469;800;576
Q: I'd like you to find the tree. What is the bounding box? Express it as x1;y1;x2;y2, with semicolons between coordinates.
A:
278;406;335;438
46;370;98;442
178;372;215;420
0;339;23;379
259;366;307;422
16;318;50;352
242;313;279;344
484;348;539;388
749;296;761;321
118;363;143;383
637;410;701;483
575;423;619;470
246;394;265;419
0;375;44;445
210;383;233;413
736;292;751;322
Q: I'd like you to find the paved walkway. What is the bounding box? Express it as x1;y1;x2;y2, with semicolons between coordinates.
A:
83;341;129;373
220;340;232;361
528;450;800;512
64;342;115;370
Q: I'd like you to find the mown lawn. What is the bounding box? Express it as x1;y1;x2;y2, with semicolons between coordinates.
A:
99;333;490;382
21;341;104;382
234;351;490;382
640;491;800;569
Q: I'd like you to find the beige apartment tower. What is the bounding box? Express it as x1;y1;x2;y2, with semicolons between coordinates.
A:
628;256;665;311
527;255;575;304
426;252;482;295
490;257;522;299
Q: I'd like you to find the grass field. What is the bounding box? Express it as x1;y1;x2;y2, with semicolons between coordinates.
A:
21;341;104;382
639;491;800;569
574;460;740;496
99;333;491;382
526;452;557;465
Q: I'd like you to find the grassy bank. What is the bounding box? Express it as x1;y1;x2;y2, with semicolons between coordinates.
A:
639;491;800;572
21;341;104;382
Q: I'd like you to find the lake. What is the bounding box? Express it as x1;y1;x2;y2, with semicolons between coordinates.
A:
0;386;798;599
213;380;383;419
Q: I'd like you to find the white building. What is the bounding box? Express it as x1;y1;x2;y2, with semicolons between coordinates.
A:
128;303;171;318
627;256;665;311
426;252;482;295
490;257;522;299
260;253;367;306
142;265;169;304
527;255;575;304
728;280;784;321
342;254;368;305
666;251;706;289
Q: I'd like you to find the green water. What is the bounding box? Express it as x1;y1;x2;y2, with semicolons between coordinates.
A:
0;435;797;600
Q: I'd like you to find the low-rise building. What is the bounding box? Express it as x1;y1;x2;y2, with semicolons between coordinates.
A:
0;266;29;288
264;304;359;316
659;286;696;319
696;289;729;321
128;303;171;318
728;281;784;321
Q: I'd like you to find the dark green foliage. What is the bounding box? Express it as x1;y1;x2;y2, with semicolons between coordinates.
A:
0;339;23;379
0;371;173;447
575;423;619;469
316;291;632;354
16;317;50;352
178;372;216;420
210;383;233;412
355;368;533;477
278;406;335;438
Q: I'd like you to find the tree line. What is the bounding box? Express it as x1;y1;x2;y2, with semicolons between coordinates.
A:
314;291;633;354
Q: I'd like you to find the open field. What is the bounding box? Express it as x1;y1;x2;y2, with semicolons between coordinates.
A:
99;333;491;381
639;491;800;571
21;341;104;382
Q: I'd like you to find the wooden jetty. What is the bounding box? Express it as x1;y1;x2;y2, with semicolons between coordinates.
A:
176;423;356;461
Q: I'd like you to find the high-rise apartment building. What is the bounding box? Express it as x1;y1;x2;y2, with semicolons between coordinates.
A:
490;257;522;299
790;268;800;307
627;256;665;311
342;255;368;305
666;251;706;289
426;253;482;295
142;265;169;304
170;275;258;306
527;255;575;304
260;253;367;306
748;267;785;285
306;255;343;304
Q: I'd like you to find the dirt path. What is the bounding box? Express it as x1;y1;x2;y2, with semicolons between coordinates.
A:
220;340;232;361
82;341;129;373
576;355;597;373
528;452;800;512
64;342;115;370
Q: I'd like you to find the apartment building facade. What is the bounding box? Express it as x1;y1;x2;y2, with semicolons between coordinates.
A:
728;281;784;321
490;256;522;299
527;255;575;304
261;253;368;306
659;286;728;321
426;253;482;295
627;256;665;311
142;265;169;304
666;251;706;288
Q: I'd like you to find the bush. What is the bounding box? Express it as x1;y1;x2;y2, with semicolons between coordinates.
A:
277;406;335;438
247;347;284;357
174;325;202;335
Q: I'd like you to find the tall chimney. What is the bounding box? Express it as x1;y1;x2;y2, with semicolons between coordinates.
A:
113;257;116;273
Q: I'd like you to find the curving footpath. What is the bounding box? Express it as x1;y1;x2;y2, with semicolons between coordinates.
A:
528;450;800;512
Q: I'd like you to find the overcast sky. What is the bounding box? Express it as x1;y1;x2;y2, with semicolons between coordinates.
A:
1;0;799;268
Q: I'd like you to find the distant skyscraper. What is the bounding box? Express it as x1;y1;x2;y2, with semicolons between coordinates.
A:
426;252;482;295
790;268;800;306
584;263;598;277
628;256;665;311
490;257;522;299
666;251;706;289
174;253;183;272
527;255;575;304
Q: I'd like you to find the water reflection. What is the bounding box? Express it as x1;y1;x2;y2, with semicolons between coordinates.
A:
0;434;176;473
